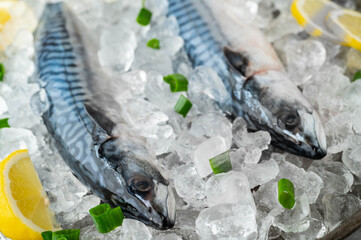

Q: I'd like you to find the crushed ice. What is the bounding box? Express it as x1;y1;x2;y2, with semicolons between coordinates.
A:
1;0;361;239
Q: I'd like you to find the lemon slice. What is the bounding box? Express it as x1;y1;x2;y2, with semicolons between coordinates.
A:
0;150;58;240
326;9;361;51
291;0;343;42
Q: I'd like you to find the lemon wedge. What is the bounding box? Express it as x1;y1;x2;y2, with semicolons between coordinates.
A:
326;9;361;51
0;150;58;240
291;0;342;42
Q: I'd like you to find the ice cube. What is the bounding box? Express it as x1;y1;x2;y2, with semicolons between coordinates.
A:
253;180;281;212
188;66;232;114
60;195;100;224
193;136;228;178
282;39;326;85
195;203;257;240
205;171;256;210
146;125;175;156
98;26;137;74
308;161;354;196
282;205;326;239
241;159;279;188
0;96;8;116
5;29;34;58
323;194;361;231
342;135;361;178
120;70;147;96
232;129;271;165
352;109;361;134
189;112;233;148
265;13;302;42
256;211;274;240
144;0;168;19
144;71;182;112
30;88;49;115
172;165;206;200
273;193;310;233
324;112;354;153
0;127;38;160
232;117;248;145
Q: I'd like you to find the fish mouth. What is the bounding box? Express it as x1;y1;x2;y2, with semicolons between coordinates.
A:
272;137;327;159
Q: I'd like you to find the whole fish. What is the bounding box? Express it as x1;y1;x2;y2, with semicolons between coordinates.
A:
35;3;175;229
168;0;327;159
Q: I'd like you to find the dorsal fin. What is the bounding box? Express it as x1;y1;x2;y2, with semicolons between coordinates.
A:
84;103;116;136
223;46;249;76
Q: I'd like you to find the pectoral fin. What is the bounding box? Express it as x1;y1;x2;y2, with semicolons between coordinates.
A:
223;46;249;76
84;103;116;136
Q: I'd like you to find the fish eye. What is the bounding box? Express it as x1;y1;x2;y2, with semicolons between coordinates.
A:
278;111;300;130
128;176;154;199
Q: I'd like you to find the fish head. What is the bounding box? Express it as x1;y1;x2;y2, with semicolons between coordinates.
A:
98;136;176;229
240;70;327;159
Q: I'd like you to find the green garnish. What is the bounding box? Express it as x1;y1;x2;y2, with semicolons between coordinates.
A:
174;95;192;118
278;178;295;209
352;70;361;82
42;229;80;240
0;63;4;82
147;38;160;49
136;8;152;26
41;231;53;240
209;151;232;174
163;73;188;92
0;118;10;129
89;203;124;233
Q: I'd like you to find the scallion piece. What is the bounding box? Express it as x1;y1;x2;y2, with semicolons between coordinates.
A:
147;38;160;49
57;238;67;240
163;73;188;92
0;63;4;82
51;229;80;240
352;70;361;82
278;178;295;209
41;231;53;240
209;151;232;174
174;95;192;118
136;8;152;26
89;203;124;233
0;118;10;129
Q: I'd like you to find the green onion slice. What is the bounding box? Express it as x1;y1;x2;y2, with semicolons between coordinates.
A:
52;229;80;240
41;231;53;240
89;203;124;233
136;8;152;26
56;238;67;240
174;95;192;118
278;178;295;209
0;118;10;129
147;38;160;49
0;63;4;82
163;73;188;92
209;151;232;174
352;70;361;82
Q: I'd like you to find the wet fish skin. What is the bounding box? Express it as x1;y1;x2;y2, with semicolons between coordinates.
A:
168;0;327;159
36;3;175;229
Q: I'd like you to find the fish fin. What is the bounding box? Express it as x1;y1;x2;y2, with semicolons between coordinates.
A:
223;46;249;76
84;103;116;136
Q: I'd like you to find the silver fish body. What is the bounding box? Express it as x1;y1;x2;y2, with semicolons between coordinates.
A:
36;3;175;229
168;0;327;159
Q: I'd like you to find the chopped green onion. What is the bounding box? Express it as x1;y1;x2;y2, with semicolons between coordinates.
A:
163;73;188;92
209;150;232;174
278;178;295;209
51;229;80;240
89;203;124;233
136;8;152;26
174;95;192;118
0;118;10;129
41;231;53;240
147;38;160;49
352;70;361;82
56;238;67;240
0;63;4;82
